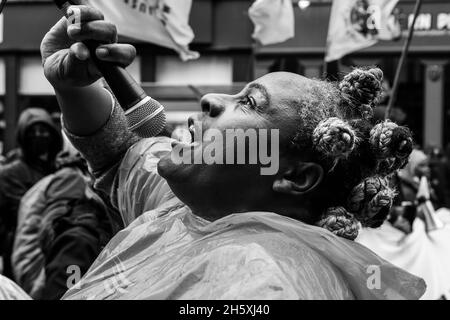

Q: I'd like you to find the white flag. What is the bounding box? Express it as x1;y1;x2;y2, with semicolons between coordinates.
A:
249;0;295;46
326;0;400;62
87;0;199;61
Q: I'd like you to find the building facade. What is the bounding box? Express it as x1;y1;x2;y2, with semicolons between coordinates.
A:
0;0;448;154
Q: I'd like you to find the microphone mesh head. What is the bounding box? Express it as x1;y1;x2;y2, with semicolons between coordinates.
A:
125;97;167;138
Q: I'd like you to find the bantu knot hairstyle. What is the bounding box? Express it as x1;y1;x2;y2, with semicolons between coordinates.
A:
339;67;384;120
316;207;359;240
288;67;415;241
288;68;413;240
313;117;357;167
370;120;413;175
347;176;396;228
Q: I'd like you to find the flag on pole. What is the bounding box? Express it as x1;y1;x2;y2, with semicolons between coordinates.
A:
249;0;295;46
325;0;401;62
87;0;199;61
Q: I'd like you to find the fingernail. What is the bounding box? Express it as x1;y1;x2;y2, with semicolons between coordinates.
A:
68;24;81;34
75;51;88;61
96;48;109;58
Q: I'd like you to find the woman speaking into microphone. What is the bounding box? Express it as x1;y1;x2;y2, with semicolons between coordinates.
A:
41;4;425;300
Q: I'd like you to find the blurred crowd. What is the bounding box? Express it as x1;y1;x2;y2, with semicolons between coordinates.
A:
0;108;120;300
388;146;450;231
1;106;450;300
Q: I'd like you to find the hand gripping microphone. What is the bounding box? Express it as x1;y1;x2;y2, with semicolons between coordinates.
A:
53;0;166;138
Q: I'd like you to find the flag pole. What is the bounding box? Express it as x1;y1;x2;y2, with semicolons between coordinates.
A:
385;0;423;120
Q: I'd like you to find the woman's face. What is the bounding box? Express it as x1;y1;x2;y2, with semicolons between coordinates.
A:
158;72;314;219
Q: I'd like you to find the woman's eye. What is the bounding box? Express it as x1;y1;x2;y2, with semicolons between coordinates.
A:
244;96;257;109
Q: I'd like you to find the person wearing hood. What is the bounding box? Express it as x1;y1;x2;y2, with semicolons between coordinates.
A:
0;108;63;279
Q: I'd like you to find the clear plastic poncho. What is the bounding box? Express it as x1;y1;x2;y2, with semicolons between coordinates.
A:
0;275;32;300
61;138;426;300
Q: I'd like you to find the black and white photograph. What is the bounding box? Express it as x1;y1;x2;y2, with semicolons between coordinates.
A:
0;0;450;306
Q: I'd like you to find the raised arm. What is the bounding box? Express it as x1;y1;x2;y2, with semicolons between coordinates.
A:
41;5;174;224
41;5;137;136
41;6;140;201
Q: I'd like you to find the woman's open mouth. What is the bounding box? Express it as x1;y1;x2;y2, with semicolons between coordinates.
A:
171;117;202;150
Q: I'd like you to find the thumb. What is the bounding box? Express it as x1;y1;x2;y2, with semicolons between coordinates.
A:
69;42;91;61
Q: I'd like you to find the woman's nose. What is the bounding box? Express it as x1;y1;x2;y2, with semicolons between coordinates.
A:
200;94;226;118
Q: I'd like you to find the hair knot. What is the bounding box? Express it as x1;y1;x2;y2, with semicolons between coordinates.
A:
313;118;357;161
370;120;413;174
348;176;396;227
339;68;384;119
316;207;359;240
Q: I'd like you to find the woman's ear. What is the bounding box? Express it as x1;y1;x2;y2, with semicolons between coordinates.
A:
273;162;324;196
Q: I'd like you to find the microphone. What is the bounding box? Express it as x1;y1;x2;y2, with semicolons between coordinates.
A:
53;0;166;138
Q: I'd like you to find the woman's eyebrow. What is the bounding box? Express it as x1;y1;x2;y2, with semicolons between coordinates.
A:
247;83;271;104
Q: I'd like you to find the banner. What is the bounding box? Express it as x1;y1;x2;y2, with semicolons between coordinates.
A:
326;0;400;62
249;0;295;46
87;0;199;61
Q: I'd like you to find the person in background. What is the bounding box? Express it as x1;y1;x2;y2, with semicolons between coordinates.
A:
37;168;113;300
387;149;431;233
396;149;435;204
388;147;449;234
358;149;450;300
12;134;113;299
426;146;450;209
0;108;63;280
